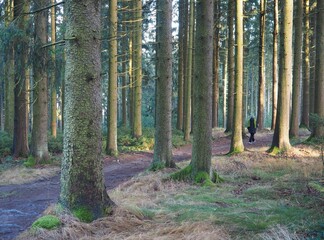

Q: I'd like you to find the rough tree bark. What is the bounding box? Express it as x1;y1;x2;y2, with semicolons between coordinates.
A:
60;0;114;220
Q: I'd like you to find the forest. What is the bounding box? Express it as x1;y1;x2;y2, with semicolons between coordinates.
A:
0;0;323;239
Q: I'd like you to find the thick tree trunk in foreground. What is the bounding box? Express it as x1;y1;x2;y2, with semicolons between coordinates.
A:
229;0;244;153
191;0;213;177
271;0;293;151
60;0;114;219
152;0;175;169
31;0;49;162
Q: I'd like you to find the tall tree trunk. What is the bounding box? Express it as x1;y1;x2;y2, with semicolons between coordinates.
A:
132;0;142;139
312;0;324;138
50;0;57;138
309;1;316;116
31;0;49;162
184;0;194;141
225;0;235;133
13;0;30;157
271;0;279;130
212;0;220;128
271;0;293;151
121;5;127;128
4;0;14;136
290;0;304;138
106;0;118;156
301;0;310;128
152;0;175;169
257;0;266;129
229;0;244;153
177;0;185;131
60;0;114;219
192;0;213;178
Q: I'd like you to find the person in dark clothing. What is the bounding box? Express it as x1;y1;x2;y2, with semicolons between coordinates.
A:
247;117;256;143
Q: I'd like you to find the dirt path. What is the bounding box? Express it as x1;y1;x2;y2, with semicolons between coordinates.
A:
0;131;273;240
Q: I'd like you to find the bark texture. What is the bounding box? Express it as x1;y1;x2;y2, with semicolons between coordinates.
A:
13;0;29;157
50;0;57;138
107;0;118;156
230;0;244;153
192;0;213;176
290;0;303;137
60;0;114;219
31;0;49;162
152;0;175;169
271;0;293;151
312;0;324;137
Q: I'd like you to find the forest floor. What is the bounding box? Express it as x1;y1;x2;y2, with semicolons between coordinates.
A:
0;129;323;240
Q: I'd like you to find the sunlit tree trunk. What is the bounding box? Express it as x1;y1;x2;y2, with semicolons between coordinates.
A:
50;0;57;138
31;0;49;162
184;0;194;141
271;0;279;130
301;0;310;128
132;0;142;138
106;0;118;156
212;0;220;128
257;0;266;129
309;2;316;116
121;21;127;128
312;0;324;138
271;0;293;151
152;0;175;169
290;0;304;138
60;0;114;218
192;0;213;177
13;0;30;157
225;0;234;132
229;0;244;153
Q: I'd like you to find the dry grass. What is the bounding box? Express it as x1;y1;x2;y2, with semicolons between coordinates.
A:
16;137;323;240
0;166;60;185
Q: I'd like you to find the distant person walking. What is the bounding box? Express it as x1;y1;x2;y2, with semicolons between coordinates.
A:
247;117;257;144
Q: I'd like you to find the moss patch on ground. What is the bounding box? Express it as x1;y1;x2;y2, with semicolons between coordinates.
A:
32;215;61;230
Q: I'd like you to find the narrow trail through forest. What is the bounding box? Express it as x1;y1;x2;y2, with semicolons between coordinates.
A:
0;131;274;240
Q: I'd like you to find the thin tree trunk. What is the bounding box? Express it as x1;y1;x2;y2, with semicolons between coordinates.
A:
229;0;244;153
290;0;304;138
31;0;49;162
107;0;118;156
271;0;279;130
212;0;220;128
133;0;142;138
257;0;266;129
301;0;310;128
184;0;194;141
177;0;185;131
225;0;235;133
309;2;316;116
50;0;57;138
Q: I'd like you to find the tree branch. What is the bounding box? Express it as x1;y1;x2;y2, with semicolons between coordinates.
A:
26;1;64;15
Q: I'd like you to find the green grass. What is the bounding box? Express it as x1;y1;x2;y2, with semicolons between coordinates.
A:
152;163;324;238
32;215;61;230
